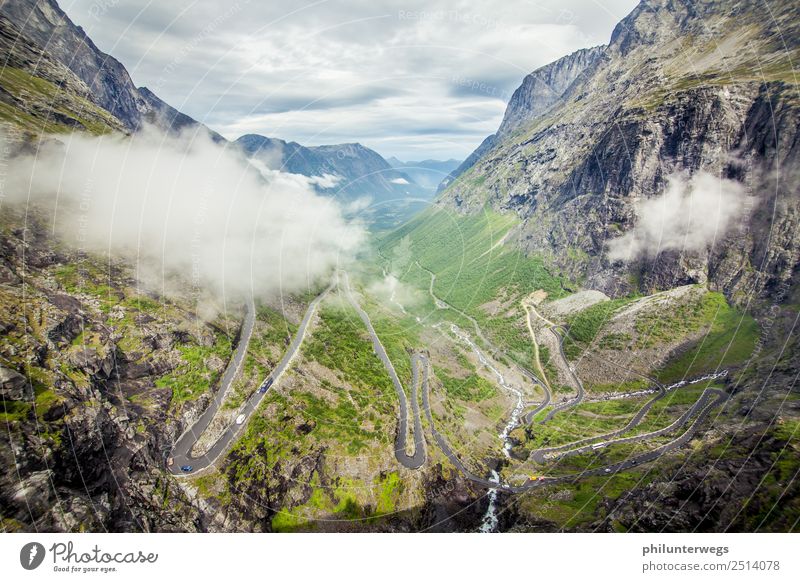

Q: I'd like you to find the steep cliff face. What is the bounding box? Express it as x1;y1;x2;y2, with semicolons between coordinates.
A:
498;45;606;138
0;0;222;140
439;0;800;304
0;14;126;136
439;45;606;191
0;209;216;532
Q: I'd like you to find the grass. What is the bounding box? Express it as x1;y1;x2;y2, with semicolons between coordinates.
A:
381;209;563;312
303;303;398;401
155;334;233;403
374;472;403;515
517;471;650;528
378;207;566;368
656;294;758;383
0;66;119;135
518;384;711;450
435;367;497;402
214;301;401;529
563;297;636;359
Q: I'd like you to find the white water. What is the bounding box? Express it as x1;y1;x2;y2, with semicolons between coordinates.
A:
450;324;524;533
451;324;524;458
479;470;500;533
665;369;728;391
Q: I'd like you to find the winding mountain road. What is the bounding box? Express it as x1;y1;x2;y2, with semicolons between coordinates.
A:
340;271;426;469
415;350;728;492
166;259;729;497
416;260;552;419
168;285;332;476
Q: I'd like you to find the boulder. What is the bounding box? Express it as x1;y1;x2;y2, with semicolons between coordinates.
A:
0;365;32;401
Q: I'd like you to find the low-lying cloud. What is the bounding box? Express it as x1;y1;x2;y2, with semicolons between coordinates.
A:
1;127;363;302
607;171;748;262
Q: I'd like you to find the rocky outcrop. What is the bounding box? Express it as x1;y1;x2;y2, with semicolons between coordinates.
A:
498;46;606;138
439;0;800;305
0;14;126;136
0;365;30;400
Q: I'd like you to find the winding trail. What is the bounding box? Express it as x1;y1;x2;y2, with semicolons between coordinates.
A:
531;387;727;464
416;260;551;412
167;257;730;500
399;265;729;491
522;299;585;423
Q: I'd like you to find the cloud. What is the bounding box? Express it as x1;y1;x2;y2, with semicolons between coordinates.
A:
61;0;640;159
390;177;409;185
247;157;342;189
1;127;363;301
606;171;749;262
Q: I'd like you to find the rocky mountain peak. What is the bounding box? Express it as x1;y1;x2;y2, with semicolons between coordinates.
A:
498;45;606;137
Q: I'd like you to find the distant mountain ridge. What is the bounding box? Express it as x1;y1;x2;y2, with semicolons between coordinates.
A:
236;134;429;203
386;157;461;191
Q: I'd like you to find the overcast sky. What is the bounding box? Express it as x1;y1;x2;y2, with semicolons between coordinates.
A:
63;0;639;160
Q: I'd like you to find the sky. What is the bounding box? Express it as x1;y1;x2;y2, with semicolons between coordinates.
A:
63;0;639;161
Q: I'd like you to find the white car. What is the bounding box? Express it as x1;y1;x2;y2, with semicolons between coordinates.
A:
235;414;246;425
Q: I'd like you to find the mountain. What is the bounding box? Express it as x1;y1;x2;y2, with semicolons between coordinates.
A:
0;0;221;141
437;0;800;305
0;13;125;136
439;46;605;191
386;157;461;191
236;135;432;227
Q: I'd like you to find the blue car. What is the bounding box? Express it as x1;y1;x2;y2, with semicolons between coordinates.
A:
180;465;193;472
258;378;274;394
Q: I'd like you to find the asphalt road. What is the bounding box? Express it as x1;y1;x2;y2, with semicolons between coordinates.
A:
166;262;729;494
531;387;728;464
341;271;425;469
168;285;332;476
529;377;667;461
538;325;586;422
416;350;728;492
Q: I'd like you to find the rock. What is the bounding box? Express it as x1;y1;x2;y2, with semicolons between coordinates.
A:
46;312;83;345
12;471;55;520
437;0;800;304
0;365;31;400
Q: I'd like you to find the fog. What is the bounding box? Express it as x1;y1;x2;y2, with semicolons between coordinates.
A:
607;171;748;262
1;127;364;303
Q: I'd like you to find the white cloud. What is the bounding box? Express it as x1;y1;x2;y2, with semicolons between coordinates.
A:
2;127;363;301
390;177;409;185
60;0;639;159
607;171;749;262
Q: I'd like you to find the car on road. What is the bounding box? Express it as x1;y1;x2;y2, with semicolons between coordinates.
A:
235;413;246;425
166;457;174;467
591;443;605;450
604;468;612;473
180;465;193;472
258;378;273;394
